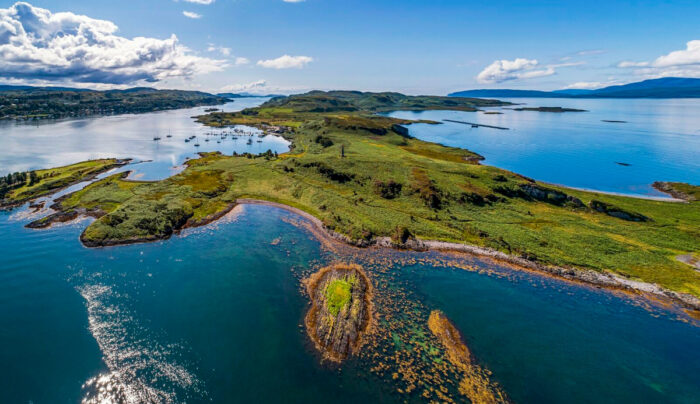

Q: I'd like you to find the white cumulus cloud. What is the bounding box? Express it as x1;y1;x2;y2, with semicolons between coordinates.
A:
257;55;313;69
182;11;201;19
618;40;700;78
219;79;307;95
476;58;554;84
182;0;215;4
220;79;268;93
207;44;230;56
234;57;249;65
0;2;224;85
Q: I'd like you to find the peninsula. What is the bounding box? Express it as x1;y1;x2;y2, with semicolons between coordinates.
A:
3;91;699;304
0;86;229;121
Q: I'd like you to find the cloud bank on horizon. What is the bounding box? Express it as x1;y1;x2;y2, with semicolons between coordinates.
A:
477;40;700;89
0;2;224;85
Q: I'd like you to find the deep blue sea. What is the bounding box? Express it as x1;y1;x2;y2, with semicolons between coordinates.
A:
1;97;699;403
389;98;700;198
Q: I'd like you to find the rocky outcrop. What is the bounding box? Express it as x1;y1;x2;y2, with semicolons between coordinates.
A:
518;184;584;207
589;200;649;222
304;263;373;362
653;181;698;202
428;310;510;404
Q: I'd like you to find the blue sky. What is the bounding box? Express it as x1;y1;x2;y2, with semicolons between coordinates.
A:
0;0;699;94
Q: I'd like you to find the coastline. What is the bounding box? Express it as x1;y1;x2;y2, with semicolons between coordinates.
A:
236;198;700;312
11;180;699;312
537;182;687;202
0;159;131;212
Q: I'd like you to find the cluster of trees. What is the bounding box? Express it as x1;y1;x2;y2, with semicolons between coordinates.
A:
0;171;38;199
314;135;334;148
232;149;279;160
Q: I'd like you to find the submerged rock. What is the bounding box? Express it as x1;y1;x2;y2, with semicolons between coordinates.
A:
428;310;510;404
304;263;373;362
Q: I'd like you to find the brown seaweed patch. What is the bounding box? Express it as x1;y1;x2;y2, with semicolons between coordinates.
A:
428;310;510;404
304;263;374;362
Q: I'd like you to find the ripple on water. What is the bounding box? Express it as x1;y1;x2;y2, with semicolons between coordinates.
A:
77;283;205;404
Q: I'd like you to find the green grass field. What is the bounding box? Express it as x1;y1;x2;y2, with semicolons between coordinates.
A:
26;92;700;297
1;159;125;207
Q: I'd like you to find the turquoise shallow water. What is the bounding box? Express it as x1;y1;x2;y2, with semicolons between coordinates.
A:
388;98;700;198
0;204;698;403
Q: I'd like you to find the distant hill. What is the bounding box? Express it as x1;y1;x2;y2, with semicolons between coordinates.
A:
259;90;509;113
216;92;284;98
0;85;228;121
449;77;700;98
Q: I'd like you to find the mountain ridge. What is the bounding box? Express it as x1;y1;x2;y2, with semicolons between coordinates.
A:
449;77;700;98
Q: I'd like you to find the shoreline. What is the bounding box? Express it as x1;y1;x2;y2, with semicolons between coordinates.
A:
236;198;700;312
535;182;686;202
13;190;700;313
0;159;131;212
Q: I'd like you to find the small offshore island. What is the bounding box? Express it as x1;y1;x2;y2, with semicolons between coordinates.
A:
304;263;374;363
1;90;699;311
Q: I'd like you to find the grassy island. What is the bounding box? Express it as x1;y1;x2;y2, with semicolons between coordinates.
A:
0;159;128;209
21;91;700;299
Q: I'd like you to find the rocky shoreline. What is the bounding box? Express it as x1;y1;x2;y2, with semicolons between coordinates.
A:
236;199;700;312
19;193;700;312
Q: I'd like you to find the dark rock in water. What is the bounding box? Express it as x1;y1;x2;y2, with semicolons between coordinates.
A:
615;162;631;167
304;263;373;362
25;210;78;228
589;200;650;222
28;200;45;212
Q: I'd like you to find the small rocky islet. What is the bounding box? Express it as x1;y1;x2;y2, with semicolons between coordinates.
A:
304;263;374;362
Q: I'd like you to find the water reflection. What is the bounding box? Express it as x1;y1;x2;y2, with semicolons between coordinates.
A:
0;97;290;181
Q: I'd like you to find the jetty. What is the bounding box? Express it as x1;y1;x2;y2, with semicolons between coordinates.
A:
443;119;509;130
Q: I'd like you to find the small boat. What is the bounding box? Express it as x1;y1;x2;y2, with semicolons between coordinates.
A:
194;143;200;147
185;139;190;143
153;137;161;141
166;129;172;138
256;140;263;143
